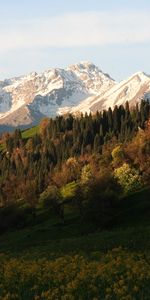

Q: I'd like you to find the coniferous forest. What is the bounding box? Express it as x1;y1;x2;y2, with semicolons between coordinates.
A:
0;100;150;211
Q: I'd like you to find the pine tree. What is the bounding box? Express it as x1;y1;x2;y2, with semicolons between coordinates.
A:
93;134;100;153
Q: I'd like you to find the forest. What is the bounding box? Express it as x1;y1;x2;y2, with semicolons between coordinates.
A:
0;100;150;227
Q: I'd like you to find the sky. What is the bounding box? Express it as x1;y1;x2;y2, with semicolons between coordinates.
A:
0;0;150;81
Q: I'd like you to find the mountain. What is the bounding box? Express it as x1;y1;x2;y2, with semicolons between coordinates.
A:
1;62;150;132
60;71;150;115
0;62;114;130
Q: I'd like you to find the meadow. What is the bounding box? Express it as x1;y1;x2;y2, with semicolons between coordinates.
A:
0;188;150;299
21;125;39;139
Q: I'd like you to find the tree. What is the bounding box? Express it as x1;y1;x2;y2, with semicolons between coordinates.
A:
93;134;100;153
111;145;124;167
39;118;50;138
39;185;64;223
13;129;22;148
80;164;93;185
83;171;119;225
114;163;143;194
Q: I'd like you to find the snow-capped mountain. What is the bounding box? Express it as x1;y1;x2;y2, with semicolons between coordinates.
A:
0;62;114;130
59;71;150;115
0;62;150;131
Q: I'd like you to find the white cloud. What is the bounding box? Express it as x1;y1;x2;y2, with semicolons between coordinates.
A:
0;11;150;52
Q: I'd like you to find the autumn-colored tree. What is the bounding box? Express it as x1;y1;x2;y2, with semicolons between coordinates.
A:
111;145;125;168
114;163;143;194
39;118;50;138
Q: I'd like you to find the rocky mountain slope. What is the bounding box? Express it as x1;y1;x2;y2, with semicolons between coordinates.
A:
0;62;114;130
60;71;150;115
0;62;150;131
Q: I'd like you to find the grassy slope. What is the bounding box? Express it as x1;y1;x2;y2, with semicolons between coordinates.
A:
0;125;39;153
0;188;150;259
0;143;4;152
21;125;39;139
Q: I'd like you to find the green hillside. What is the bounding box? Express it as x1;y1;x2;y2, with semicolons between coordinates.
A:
0;188;150;256
0;188;150;299
21;125;39;139
0;125;39;152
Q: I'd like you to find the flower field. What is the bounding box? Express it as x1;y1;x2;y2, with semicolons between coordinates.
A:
0;247;150;300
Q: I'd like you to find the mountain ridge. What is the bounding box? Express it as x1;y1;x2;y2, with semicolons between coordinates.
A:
0;62;150;131
0;62;115;130
60;70;150;115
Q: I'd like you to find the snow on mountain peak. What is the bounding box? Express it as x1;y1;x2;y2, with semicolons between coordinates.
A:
126;71;150;82
68;61;96;71
67;61;114;79
0;62;150;131
65;70;150;116
0;62;114;129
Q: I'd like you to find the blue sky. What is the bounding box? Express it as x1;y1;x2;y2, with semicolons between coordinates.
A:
0;0;150;81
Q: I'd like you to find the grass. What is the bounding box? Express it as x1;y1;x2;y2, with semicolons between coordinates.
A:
0;187;150;259
21;125;39;139
0;188;150;299
0;125;39;153
0;141;6;152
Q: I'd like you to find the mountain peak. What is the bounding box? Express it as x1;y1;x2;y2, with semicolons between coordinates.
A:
1;63;150;131
0;62;114;129
127;71;150;81
68;61;98;72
